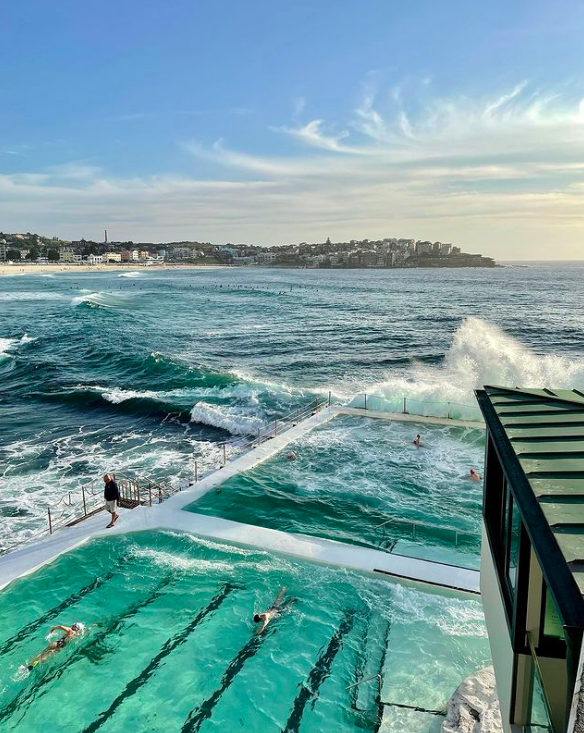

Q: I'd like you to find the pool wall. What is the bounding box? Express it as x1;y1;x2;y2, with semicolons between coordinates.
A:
0;405;482;596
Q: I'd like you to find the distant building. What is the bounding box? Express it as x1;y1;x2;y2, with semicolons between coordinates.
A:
121;251;131;262
257;251;277;264
85;254;103;265
104;252;122;263
440;243;452;255
416;241;432;255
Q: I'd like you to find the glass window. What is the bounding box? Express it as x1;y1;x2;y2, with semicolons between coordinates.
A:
507;494;522;595
527;664;553;733
543;587;565;642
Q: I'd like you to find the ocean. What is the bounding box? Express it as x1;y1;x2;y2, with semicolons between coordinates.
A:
1;264;583;550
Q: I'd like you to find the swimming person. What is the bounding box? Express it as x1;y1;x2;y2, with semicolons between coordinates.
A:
470;469;481;482
27;623;85;670
286;452;297;461
103;474;120;528
413;434;421;448
253;587;287;634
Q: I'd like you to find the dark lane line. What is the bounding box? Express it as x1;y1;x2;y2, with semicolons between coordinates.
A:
282;609;356;733
0;573;177;728
0;558;128;657
180;623;274;732
81;582;240;733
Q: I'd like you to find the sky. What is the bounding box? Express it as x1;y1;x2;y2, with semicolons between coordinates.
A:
1;1;584;258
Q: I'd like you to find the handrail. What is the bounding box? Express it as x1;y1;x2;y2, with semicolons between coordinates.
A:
375;514;478;547
351;393;481;421
346;673;381;690
2;395;333;556
375;514;474;536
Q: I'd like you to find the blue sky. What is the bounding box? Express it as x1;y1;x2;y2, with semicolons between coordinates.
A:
1;1;584;257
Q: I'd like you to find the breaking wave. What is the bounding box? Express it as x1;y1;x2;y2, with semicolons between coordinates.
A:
364;317;584;416
0;334;36;360
71;292;141;309
117;271;144;278
189;401;264;436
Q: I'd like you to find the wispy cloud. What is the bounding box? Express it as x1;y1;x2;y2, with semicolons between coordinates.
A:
3;82;584;257
274;120;355;153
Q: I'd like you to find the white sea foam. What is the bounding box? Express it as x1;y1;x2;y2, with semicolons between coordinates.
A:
117;271;143;278
0;334;36;360
189;401;264;435
129;547;234;574
367;317;584;414
0;292;63;301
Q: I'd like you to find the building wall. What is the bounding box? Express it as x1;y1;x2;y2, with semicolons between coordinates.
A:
481;523;516;732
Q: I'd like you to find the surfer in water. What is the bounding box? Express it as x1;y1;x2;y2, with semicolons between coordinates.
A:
413;434;421;448
253;587;286;634
26;623;85;670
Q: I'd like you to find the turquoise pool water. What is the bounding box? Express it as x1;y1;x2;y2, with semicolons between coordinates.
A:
187;415;485;567
0;531;489;732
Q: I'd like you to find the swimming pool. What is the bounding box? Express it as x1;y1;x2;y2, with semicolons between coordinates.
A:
0;530;489;732
186;415;485;568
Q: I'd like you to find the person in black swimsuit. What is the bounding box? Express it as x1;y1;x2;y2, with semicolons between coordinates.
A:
27;623;84;670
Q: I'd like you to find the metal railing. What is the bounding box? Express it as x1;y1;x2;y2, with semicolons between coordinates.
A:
350;394;481;422
375;514;478;549
191;394;332;485
1;395;333;556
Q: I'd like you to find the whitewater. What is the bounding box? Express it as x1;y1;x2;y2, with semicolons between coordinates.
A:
1;263;583;549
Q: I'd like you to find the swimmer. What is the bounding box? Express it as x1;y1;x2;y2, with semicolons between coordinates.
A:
253;587;286;634
26;623;85;670
413;434;421;448
286;452;297;461
470;469;481;482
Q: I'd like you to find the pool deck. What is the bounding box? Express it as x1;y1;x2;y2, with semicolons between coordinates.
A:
0;404;480;596
340;406;485;430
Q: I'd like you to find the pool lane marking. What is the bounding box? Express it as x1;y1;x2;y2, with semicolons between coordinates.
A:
0;572;178;727
79;582;240;733
281;608;357;733
0;556;129;657
179;621;277;733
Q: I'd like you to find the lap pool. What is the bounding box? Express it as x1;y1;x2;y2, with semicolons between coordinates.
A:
186;415;485;568
0;530;489;732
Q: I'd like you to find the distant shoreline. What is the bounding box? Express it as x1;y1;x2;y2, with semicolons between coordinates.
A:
0;263;225;276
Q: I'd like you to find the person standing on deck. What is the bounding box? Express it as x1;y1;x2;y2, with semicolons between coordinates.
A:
103;474;120;528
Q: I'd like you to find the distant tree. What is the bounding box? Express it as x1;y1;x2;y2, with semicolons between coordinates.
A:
26;248;39;261
6;248;21;260
47;248;60;262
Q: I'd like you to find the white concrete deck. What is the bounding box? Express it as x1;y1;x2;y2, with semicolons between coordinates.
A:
340;406;484;430
0;403;481;597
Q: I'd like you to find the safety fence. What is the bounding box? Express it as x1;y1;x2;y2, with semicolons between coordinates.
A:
0;396;332;557
349;394;482;422
376;514;479;551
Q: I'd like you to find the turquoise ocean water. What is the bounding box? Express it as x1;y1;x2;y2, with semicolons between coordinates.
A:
1;264;584;550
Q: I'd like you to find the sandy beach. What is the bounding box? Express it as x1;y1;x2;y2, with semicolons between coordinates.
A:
0;263;223;276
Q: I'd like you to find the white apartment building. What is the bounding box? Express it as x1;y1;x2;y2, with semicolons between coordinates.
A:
257;251;277;264
104;252;122;262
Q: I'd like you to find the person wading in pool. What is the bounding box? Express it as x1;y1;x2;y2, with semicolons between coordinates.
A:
103;474;120;528
253;587;287;634
413;434;422;448
27;623;85;670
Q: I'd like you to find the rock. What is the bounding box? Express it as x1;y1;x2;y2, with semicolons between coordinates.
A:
442;667;503;733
